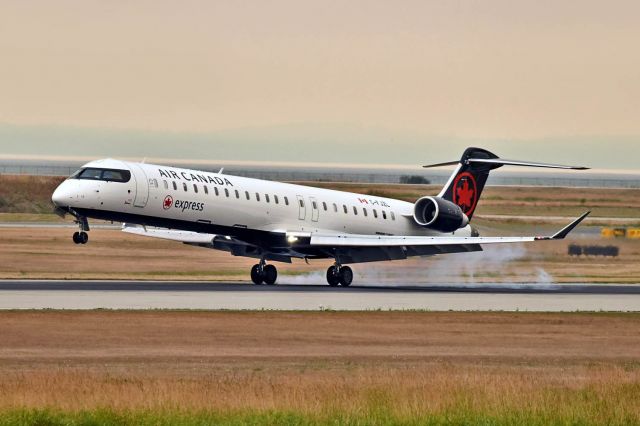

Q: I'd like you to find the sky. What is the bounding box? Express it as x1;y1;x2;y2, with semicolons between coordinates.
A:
0;0;639;169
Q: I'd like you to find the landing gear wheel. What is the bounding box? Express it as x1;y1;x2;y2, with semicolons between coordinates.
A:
250;264;264;285
326;266;340;287
339;266;353;287
79;232;89;244
263;264;278;285
72;232;81;244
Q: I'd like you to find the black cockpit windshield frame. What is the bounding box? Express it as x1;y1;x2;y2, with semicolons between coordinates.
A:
72;168;132;183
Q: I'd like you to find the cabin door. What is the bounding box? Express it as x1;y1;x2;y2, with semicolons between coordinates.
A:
130;164;149;208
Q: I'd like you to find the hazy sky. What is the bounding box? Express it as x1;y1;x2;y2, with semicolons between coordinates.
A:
0;1;639;167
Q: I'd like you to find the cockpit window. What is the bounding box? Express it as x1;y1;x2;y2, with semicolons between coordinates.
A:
74;168;131;183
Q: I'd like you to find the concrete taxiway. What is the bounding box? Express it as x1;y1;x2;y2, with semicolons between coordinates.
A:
0;280;639;311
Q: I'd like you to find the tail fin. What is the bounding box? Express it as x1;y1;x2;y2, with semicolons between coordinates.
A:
423;147;588;220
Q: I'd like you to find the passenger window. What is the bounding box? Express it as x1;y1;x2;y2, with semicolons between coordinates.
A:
382;211;387;220
173;181;177;191
353;206;358;215
265;194;270;203
313;201;318;210
183;183;188;192
235;190;240;199
245;191;250;200
333;203;338;213
256;193;261;202
163;180;168;190
224;188;229;197
363;208;368;217
193;184;198;193
214;187;219;196
391;212;396;220
373;209;378;218
204;186;209;195
284;197;289;206
343;205;348;214
274;195;279;204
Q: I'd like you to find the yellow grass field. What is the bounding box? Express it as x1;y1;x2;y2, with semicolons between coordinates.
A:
0;311;639;424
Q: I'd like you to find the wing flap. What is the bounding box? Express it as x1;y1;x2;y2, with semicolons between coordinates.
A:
310;234;535;247
122;224;217;244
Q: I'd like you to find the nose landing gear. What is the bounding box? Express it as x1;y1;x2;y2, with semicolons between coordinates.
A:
250;259;278;285
70;211;90;245
326;264;353;287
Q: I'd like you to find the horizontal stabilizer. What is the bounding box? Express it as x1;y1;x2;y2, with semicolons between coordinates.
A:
424;157;589;170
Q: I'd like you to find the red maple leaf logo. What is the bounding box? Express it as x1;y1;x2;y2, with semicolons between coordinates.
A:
456;179;474;209
163;195;173;210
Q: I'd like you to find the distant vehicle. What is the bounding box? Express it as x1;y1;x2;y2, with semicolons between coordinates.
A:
399;175;431;184
52;147;589;286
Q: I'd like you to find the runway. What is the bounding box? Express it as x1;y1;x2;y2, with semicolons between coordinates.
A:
1;280;639;311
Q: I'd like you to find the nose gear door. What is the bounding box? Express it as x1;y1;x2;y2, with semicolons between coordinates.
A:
130;164;149;208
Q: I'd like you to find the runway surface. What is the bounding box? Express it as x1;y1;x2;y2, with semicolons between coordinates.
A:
1;280;639;311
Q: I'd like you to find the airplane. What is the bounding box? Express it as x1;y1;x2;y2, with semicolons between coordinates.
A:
51;147;590;286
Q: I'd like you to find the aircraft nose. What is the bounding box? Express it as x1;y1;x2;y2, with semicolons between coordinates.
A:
51;181;74;207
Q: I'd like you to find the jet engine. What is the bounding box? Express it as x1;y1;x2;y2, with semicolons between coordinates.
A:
413;196;469;233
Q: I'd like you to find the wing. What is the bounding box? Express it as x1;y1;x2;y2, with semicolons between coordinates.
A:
121;224;293;263
292;212;590;264
121;212;589;266
309;212;590;247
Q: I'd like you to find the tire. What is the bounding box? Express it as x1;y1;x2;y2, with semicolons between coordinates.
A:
263;264;278;285
72;232;81;244
250;264;264;285
79;232;89;244
339;266;353;287
326;266;340;287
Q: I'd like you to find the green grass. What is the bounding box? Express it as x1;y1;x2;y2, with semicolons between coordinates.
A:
1;406;638;426
0;213;65;223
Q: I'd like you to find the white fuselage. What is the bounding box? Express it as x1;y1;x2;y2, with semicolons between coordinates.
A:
52;158;472;239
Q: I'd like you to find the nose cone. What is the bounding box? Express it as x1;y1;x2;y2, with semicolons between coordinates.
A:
51;181;74;207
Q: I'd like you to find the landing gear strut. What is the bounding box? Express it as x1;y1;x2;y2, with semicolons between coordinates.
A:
326;264;353;287
251;259;277;285
71;213;90;245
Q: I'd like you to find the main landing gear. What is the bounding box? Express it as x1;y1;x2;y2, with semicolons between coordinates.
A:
326;264;353;287
72;231;89;245
250;259;278;285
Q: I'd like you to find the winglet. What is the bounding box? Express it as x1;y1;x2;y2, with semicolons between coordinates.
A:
535;211;591;241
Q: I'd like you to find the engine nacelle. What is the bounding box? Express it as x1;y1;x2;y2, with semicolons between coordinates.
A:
413;196;469;233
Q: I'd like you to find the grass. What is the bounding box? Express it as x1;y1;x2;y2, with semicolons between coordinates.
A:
0;175;64;214
0;311;639;425
2;400;640;426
